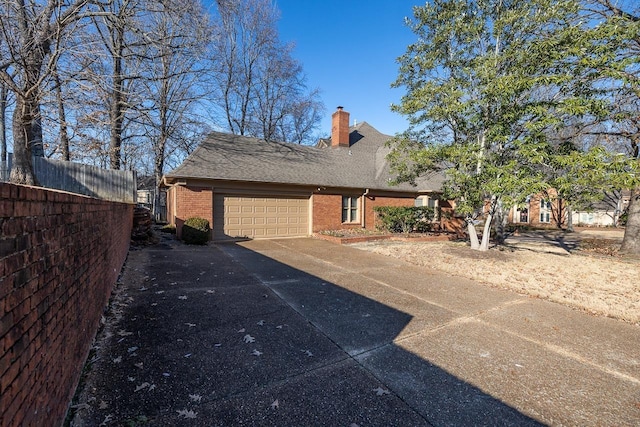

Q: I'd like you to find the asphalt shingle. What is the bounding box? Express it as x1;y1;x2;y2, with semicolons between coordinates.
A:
166;122;443;193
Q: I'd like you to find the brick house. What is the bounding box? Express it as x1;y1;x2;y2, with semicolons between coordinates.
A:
508;192;560;228
162;107;447;240
508;190;631;228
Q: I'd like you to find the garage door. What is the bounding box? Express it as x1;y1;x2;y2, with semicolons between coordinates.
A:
213;195;309;240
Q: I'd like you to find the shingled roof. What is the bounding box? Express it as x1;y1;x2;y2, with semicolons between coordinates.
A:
165;122;444;193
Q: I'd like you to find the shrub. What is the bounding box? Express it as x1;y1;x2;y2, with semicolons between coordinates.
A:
182;217;210;244
160;224;176;234
374;206;436;233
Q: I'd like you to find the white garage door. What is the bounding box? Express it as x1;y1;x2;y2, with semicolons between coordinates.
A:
214;195;309;240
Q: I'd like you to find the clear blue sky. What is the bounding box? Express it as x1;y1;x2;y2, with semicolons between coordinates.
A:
275;0;420;137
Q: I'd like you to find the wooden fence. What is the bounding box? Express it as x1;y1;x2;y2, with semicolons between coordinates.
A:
1;154;136;204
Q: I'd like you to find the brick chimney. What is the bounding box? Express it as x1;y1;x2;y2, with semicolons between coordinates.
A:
331;106;350;147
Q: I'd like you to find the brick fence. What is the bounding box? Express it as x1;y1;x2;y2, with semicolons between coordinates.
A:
0;183;133;427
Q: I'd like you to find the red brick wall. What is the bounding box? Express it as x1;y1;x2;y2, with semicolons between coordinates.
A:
519;191;564;228
312;193;416;232
312;194;342;232
365;196;415;229
436;200;464;234
0;183;133;427
169;185;213;238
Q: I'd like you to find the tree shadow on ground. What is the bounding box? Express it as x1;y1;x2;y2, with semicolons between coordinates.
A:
71;239;544;426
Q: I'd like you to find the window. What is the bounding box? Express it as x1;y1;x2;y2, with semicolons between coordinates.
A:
342;196;359;223
415;196;439;220
540;200;551;223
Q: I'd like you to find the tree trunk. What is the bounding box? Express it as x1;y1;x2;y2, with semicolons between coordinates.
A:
479;212;493;251
30;104;44;158
494;200;507;244
0;84;7;171
555;198;564;229
620;190;640;255
54;70;70;160
566;203;574;232
466;217;480;249
109;25;125;170
9;94;41;185
153;141;165;221
109;74;124;170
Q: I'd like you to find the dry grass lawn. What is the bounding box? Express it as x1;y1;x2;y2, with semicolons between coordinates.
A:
352;240;640;325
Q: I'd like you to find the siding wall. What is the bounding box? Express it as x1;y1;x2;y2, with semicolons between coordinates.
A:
0;183;133;427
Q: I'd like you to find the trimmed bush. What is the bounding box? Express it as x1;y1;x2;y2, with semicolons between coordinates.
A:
182;217;210;244
374;206;437;233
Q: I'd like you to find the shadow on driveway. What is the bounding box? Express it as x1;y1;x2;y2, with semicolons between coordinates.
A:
70;239;541;426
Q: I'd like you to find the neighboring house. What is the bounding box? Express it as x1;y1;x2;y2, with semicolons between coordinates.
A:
162;107;448;240
137;176;167;222
509;190;631;228
137;175;155;208
509;193;560;228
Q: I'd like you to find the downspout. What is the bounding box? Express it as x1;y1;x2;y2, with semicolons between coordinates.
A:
161;176;178;227
362;189;370;228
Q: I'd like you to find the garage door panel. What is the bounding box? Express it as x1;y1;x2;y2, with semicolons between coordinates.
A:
214;195;309;239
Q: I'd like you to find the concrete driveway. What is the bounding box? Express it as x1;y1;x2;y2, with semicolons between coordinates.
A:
71;237;640;426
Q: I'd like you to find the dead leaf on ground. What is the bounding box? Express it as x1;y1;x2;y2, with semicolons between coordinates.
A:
134;382;150;392
99;414;113;426
176;409;197;419
373;387;390;396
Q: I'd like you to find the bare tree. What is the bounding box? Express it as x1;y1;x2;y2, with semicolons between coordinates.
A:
277;88;324;145
139;0;210;217
90;0;144;170
63;0;160;171
209;0;323;143
0;0;94;184
252;43;301;141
